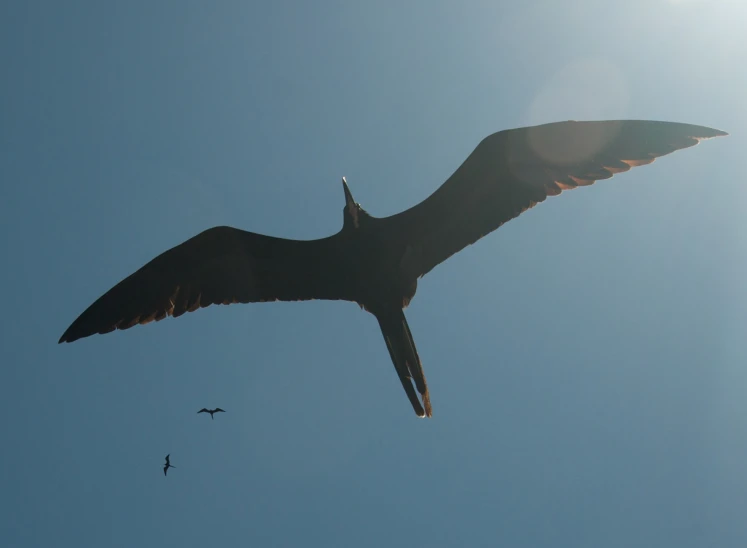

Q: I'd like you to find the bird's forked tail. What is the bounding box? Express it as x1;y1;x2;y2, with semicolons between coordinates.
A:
377;309;432;418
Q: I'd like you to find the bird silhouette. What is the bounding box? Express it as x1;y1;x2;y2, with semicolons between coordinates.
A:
163;454;175;476
58;120;727;418
198;407;225;420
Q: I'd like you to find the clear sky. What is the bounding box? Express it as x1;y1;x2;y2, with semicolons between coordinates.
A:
2;1;746;546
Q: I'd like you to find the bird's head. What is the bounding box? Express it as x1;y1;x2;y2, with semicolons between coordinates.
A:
341;177;369;230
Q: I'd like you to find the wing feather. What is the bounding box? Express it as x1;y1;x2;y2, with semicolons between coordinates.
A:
59;226;349;343
385;120;726;277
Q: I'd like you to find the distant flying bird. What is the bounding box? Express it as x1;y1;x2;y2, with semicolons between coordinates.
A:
163;454;175;476
198;407;225;420
58;120;727;418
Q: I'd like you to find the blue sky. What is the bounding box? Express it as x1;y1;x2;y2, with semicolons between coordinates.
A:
2;0;746;546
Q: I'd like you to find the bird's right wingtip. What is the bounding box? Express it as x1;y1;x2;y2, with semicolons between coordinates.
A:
58;324;100;344
58;324;79;344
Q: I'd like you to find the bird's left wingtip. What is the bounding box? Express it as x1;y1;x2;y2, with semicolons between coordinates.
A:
696;125;728;139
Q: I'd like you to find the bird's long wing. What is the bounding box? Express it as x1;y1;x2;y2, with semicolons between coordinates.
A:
59;226;351;343
385;120;727;278
197;409;208;414
215;408;225;413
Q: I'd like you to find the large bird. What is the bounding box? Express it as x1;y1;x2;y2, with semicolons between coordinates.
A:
58;120;727;418
163;454;175;476
198;407;225;420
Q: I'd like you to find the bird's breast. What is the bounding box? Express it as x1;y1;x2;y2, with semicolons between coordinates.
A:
347;236;419;312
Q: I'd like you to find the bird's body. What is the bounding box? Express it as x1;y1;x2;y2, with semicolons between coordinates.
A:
163;454;175;476
59;120;727;418
198;407;225;420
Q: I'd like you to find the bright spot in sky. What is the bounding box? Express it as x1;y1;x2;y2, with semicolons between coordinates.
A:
668;0;740;6
526;57;629;125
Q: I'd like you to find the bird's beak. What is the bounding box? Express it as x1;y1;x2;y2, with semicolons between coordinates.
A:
342;177;355;208
342;177;360;228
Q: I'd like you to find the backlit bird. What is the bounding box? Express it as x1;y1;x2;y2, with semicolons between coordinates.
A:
198;408;225;420
58;120;727;418
163;454;175;476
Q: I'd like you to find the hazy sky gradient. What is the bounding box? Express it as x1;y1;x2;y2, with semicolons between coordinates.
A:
2;1;746;546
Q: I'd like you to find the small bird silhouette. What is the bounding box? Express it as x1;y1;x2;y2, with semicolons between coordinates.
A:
198;407;225;420
163;454;175;476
